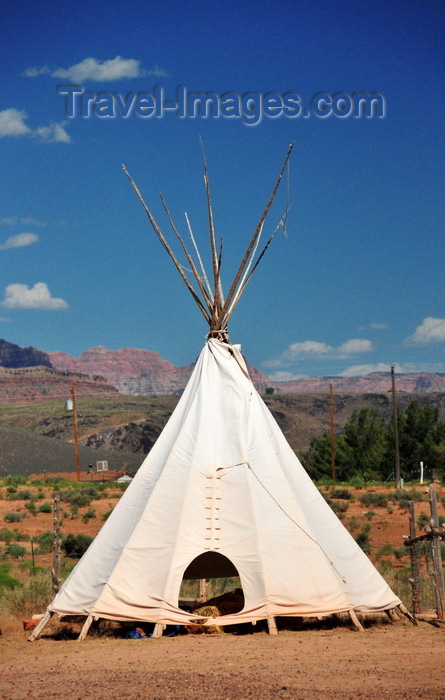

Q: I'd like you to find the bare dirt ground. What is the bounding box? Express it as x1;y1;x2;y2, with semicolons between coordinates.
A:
1;618;444;699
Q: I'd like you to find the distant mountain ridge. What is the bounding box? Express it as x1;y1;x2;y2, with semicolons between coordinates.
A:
48;345;445;396
2;339;445;396
0;339;51;368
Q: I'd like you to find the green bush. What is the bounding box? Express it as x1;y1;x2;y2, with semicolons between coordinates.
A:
62;533;93;559
25;501;37;516
391;489;423;509
330;488;353;500
347;517;361;532
0;562;20;589
0;527;14;543
7;489;34;501
102;508;114;521
359;492;388;508
330;500;349;514
38;502;52;513
416;511;429;528
82;507;96;524
4;512;25;523
365;510;376;520
56;487;101;508
34;531;54;555
355;523;371;553
6;543;27;559
2;571;53;618
6;485;17;494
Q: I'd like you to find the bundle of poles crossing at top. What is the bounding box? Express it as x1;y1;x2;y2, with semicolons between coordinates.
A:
122;140;294;342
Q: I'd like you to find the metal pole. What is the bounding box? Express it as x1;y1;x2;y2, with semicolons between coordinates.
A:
329;383;336;481
71;380;81;481
391;365;401;489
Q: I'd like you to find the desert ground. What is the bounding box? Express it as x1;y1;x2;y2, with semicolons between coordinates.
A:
1;618;445;699
1;480;444;698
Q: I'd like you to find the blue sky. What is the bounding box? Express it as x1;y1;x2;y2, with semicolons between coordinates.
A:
1;0;444;379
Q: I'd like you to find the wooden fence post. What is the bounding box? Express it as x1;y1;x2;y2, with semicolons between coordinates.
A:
51;496;61;595
429;490;445;620
408;501;422;615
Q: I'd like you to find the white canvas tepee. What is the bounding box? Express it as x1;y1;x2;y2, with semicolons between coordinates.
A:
30;144;410;640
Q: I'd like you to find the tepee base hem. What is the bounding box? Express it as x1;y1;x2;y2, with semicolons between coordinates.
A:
29;603;411;641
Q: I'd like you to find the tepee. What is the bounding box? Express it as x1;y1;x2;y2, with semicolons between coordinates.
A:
30;143;411;640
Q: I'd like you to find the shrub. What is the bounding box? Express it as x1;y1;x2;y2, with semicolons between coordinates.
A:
0;527;14;543
4;512;25;523
62;533;93;559
25;501;37;516
0;562;20;589
416;511;429;528
377;543;395;557
355;523;371;553
5;543;26;559
2;571;53;618
7;489;34;501
330;500;349;514
359;492;388;508
56;487;101;508
365;510;376;520
349;475;365;489
347;517;361;532
391;489;423;509
38;502;52;513
6;485;17;494
102;508;114;521
34;531;54;555
330;488;353;500
82;507;96;524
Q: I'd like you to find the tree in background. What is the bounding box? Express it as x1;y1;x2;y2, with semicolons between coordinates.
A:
301;400;445;482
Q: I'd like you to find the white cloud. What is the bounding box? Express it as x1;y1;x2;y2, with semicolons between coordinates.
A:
0;109;71;143
34;122;71;143
2;283;69;310
0;233;38;250
337;339;373;356
370;322;389;330
404;317;445;346
265;337;373;369
22;66;50;77
0;108;31;137
267;371;309;382
0;217;47;226
24;56;168;82
358;322;389;331
339;362;402;377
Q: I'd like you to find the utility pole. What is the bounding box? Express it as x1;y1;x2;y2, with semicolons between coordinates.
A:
391;365;401;488
71;380;81;481
329;383;336;481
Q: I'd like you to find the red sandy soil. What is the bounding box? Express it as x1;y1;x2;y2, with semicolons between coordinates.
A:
1;481;444;699
1;619;445;699
1;481;443;573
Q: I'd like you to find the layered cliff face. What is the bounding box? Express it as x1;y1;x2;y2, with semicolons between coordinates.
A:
276;371;445;394
0;339;52;369
48;345;271;395
0;365;119;400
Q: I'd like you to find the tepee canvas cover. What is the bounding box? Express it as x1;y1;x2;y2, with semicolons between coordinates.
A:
33;143;405;636
48;338;400;627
